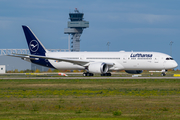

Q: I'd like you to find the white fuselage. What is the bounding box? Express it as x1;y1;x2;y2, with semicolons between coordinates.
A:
45;51;178;71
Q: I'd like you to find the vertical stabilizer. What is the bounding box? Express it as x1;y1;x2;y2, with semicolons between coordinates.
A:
22;25;47;56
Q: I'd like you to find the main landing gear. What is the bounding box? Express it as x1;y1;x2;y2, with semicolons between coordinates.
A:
101;73;111;76
83;72;94;76
82;72;112;76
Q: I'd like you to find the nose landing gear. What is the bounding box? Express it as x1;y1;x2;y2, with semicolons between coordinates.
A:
161;69;167;76
161;72;166;76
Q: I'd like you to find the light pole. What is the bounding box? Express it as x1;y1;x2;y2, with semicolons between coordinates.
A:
169;41;173;56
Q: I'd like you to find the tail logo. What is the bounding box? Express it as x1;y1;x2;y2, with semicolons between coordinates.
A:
29;40;39;52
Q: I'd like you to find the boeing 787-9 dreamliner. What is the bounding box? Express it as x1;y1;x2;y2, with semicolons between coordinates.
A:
8;26;178;76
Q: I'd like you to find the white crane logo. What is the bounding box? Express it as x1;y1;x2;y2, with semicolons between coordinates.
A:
29;40;39;52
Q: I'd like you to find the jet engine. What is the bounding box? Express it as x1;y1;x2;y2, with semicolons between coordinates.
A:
88;62;108;74
125;70;143;74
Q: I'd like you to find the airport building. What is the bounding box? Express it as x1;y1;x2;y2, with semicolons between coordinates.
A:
64;8;89;51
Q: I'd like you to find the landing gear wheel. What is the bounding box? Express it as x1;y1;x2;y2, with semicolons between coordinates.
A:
101;73;111;76
107;73;111;76
83;73;86;76
161;73;166;76
83;72;94;76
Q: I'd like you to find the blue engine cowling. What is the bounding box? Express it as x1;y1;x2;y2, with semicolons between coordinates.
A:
125;70;143;74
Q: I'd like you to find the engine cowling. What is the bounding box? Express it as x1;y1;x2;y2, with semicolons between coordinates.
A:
125;70;143;74
88;62;108;74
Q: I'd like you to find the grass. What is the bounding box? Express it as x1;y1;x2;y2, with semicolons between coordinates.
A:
0;79;180;119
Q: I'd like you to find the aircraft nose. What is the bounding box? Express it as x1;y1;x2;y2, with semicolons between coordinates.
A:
172;61;178;68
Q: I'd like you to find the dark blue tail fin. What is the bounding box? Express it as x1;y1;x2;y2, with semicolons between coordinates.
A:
22;25;46;56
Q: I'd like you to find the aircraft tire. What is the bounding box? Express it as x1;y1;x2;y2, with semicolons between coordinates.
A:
161;73;166;76
101;73;111;76
107;73;111;76
83;73;87;76
83;73;94;76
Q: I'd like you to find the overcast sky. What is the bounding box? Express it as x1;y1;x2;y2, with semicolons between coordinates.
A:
0;0;180;70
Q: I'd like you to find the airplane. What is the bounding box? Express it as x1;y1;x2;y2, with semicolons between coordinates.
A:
8;25;178;76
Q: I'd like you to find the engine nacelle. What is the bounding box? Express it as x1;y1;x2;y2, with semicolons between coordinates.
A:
88;62;108;74
125;70;143;74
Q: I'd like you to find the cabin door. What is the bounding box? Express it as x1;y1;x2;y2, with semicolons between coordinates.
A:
123;56;127;63
154;56;159;63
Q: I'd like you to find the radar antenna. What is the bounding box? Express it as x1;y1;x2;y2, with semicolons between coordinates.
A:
74;8;79;13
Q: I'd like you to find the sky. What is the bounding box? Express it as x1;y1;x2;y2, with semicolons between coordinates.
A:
0;0;180;70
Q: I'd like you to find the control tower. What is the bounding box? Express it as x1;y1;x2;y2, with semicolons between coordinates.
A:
64;8;89;51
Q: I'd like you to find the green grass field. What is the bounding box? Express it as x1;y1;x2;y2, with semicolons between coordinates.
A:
0;79;180;120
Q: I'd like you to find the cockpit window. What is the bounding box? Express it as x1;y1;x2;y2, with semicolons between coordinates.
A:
166;57;173;60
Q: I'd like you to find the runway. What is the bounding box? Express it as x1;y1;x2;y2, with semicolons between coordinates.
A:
0;77;180;79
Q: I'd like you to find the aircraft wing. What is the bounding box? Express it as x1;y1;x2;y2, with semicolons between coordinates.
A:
8;54;114;66
7;54;39;60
